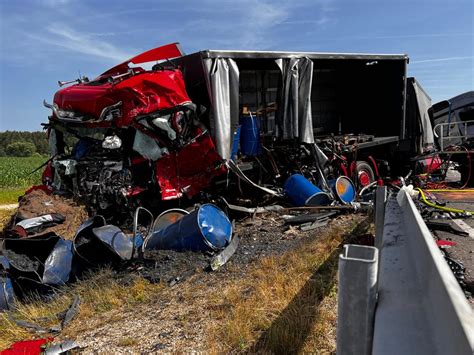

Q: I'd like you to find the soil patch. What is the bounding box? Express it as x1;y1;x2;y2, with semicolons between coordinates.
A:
2;249;40;272
3;190;88;240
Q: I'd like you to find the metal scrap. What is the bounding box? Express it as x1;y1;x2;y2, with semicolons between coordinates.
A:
283;211;337;225
61;296;81;329
6;296;81;334
210;234;240;271
44;340;80;355
299;219;330;231
425;220;469;237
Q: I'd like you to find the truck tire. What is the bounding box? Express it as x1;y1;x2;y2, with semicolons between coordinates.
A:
355;161;375;187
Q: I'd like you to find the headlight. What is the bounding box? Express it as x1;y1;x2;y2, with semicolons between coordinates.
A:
57;109;77;118
43;100;82;120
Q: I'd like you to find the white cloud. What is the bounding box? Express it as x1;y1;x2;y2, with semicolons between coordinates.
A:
27;23;134;63
411;56;474;64
239;0;289;47
159;0;337;49
1;0;339;66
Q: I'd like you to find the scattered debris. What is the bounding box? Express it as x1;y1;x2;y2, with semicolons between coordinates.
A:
2;43;473;334
15;213;65;236
283;212;337;225
6;296;81;335
61;296;81;329
1;338;80;355
1;337;54;355
43;340;80;355
3;189;88;240
210;234;240;271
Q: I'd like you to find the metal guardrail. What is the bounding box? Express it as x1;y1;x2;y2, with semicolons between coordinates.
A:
433;119;474;151
337;187;474;355
337;245;378;355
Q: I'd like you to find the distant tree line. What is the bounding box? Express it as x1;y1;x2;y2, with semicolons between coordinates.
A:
0;131;49;157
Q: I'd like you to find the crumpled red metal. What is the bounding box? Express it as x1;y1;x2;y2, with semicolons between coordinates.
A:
53;69;191;127
156;132;226;200
101;42;183;76
1;337;54;355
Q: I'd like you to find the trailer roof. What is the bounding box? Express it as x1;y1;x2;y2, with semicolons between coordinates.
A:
198;49;408;61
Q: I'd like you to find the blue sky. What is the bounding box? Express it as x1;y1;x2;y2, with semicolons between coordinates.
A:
0;0;472;131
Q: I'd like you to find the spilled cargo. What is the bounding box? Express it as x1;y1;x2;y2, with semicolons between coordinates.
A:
1;43;450;312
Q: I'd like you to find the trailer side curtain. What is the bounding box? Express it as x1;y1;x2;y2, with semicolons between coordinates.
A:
412;79;434;152
275;57;315;144
209;58;240;159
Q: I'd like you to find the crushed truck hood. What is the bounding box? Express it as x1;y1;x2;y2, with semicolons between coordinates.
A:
53;70;192;127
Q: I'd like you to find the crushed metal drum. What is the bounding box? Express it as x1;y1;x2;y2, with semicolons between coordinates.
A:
329;176;356;204
144;204;232;252
42;239;74;286
284;174;331;206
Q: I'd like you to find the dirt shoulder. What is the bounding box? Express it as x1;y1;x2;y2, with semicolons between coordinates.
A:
54;213;367;353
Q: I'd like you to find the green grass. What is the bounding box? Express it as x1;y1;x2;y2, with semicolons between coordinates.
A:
0;188;25;204
0;156;48;189
0;156;48;204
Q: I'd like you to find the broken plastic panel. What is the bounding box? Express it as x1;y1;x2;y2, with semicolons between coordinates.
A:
53;159;77;176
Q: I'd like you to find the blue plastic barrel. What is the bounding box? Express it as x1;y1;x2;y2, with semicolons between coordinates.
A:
328;176;356;204
284;174;331;206
240;114;261;156
231;126;241;160
144;204;232;252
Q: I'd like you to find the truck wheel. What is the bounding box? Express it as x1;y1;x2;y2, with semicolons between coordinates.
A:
355;161;375;187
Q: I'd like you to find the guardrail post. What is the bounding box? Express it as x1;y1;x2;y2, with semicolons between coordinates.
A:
337;244;378;355
374;186;387;251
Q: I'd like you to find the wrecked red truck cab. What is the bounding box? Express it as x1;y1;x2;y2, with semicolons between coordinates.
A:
43;43;226;219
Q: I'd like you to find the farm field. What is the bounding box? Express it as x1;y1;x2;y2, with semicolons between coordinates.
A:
0;156;47;203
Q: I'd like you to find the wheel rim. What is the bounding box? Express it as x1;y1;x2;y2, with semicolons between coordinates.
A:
358;170;371;186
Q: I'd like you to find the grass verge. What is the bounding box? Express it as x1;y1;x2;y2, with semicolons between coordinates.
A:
206;216;371;353
0;270;163;350
0;214;372;352
0;209;14;228
0;188;24;205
